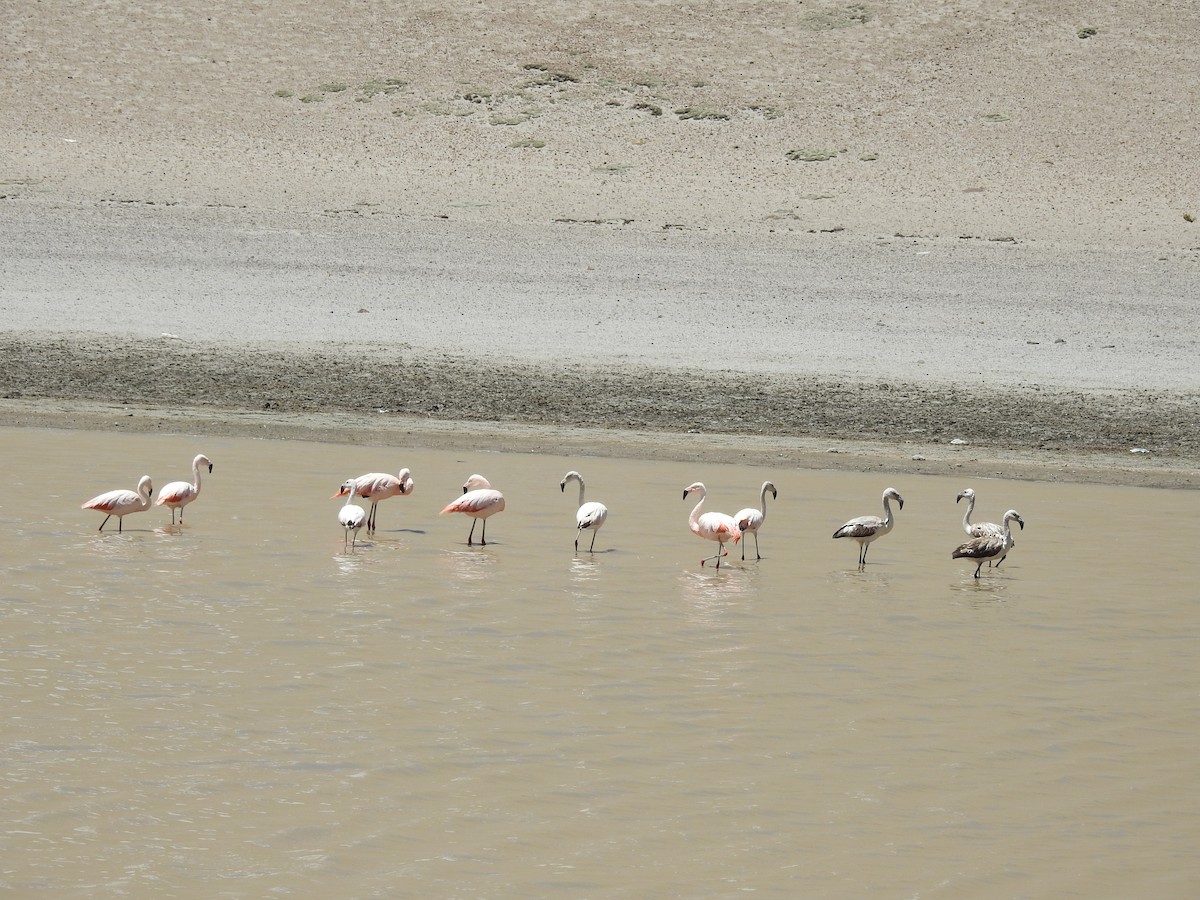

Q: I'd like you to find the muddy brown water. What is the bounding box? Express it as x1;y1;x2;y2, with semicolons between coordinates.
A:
2;426;1196;897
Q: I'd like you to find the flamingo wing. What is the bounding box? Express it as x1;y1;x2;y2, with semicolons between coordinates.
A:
356;473;400;499
697;512;741;542
442;489;505;516
577;501;607;531
735;507;763;532
83;489;136;511
156;481;194;506
952;533;1005;560
833;516;882;539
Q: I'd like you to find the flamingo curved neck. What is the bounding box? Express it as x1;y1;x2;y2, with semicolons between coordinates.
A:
961;494;975;531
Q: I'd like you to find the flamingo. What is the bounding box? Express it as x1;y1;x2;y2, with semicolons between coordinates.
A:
956;487;1011;567
333;478;367;549
953;509;1025;578
82;475;154;532
683;482;742;568
734;480;777;561
336;468;414;533
560;470;609;552
832;487;905;567
441;474;505;545
155;453;213;524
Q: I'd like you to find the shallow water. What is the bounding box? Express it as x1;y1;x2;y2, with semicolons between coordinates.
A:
2;426;1197;897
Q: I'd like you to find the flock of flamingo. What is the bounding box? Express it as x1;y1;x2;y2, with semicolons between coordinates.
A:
82;454;1026;577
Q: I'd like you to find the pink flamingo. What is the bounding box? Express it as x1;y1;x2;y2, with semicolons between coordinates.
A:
734;480;777;560
561;470;608;552
334;478;367;549
441;474;505;545
683;482;741;568
155;453;213;524
336;468;413;533
832;487;904;567
82;475;154;532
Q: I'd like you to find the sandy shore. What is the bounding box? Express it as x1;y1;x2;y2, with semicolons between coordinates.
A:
1;1;1197;487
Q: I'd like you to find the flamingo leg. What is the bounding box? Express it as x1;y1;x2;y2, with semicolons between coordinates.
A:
754;533;761;560
974;561;983;578
480;519;488;546
575;529;581;553
467;518;478;546
98;514;112;532
589;530;597;552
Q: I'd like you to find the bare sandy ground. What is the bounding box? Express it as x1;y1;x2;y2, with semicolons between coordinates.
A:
1;1;1198;486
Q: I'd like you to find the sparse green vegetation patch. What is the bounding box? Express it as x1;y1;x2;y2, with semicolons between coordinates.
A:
747;104;784;120
273;89;293;98
632;101;663;116
490;110;541;125
1077;26;1098;38
982;112;1010;122
786;148;839;162
320;82;349;93
674;106;730;121
511;139;546;148
521;62;580;86
802;3;870;30
359;78;407;99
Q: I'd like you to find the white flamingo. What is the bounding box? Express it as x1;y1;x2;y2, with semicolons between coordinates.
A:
336;468;414;533
683;482;741;568
560;470;608;552
953;509;1025;578
734;480;777;560
832;487;905;567
441;474;505;546
155;453;213;524
82;475;154;532
334;478;367;549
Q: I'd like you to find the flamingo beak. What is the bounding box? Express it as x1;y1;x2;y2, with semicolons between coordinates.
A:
331;487;349;499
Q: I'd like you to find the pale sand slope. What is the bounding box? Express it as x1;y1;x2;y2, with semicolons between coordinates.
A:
3;0;1198;248
1;1;1198;485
